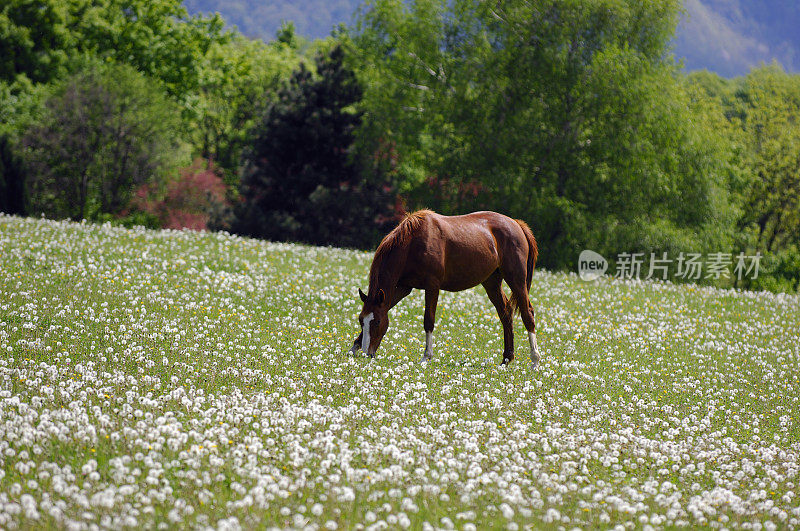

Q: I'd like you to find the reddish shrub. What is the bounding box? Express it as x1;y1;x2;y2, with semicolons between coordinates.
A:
132;159;229;230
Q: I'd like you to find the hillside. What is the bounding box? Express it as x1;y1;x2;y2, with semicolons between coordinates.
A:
2;215;799;527
678;0;800;76
183;0;359;41
183;0;800;77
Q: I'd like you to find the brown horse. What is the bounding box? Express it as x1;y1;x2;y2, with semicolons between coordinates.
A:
350;210;541;367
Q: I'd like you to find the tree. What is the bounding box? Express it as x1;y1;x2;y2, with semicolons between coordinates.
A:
0;133;26;215
734;66;800;253
70;0;227;101
1;0;227;100
352;0;736;269
234;44;395;247
684;66;800;292
0;1;72;84
193;32;302;184
21;62;188;221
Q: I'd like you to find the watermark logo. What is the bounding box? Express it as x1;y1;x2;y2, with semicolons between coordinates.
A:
578;250;608;281
577;250;761;281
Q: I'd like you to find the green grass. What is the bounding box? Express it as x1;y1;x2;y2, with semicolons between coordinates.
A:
1;215;799;529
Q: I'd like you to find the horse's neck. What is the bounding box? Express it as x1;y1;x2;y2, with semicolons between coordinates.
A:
369;244;408;297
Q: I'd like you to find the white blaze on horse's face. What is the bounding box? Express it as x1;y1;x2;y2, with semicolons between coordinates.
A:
361;312;374;353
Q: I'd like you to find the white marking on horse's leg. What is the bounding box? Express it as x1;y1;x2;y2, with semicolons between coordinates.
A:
529;331;541;369
361;312;374;354
421;331;433;362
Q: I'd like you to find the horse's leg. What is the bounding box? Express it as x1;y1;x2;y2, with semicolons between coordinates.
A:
421;287;439;361
482;271;514;364
349;286;412;355
507;277;540;369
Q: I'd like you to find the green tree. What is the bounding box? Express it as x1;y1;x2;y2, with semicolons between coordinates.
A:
353;0;735;269
21;62;188;221
71;0;227;101
0;133;26;215
735;65;800;253
686;65;800;292
0;1;72;84
234;45;395;247
1;0;226;100
193;32;302;183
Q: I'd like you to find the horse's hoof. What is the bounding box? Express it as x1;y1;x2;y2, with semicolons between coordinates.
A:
529;359;540;370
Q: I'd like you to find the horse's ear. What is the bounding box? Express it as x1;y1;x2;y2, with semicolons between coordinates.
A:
359;288;368;303
376;289;386;305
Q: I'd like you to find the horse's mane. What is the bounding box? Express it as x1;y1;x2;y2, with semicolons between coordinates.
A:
368;210;431;293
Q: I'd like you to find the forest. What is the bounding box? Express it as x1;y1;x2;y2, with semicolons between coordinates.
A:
1;0;799;292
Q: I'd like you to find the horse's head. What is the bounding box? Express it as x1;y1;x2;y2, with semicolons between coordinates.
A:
357;288;389;356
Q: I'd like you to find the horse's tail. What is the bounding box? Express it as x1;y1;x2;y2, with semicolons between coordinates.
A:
508;219;538;315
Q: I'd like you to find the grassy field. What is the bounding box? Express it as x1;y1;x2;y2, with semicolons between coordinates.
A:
1;215;799;530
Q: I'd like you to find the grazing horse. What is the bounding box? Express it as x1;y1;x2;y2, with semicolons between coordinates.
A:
350;210;541;367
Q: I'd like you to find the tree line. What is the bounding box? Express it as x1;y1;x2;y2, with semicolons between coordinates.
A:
1;0;798;292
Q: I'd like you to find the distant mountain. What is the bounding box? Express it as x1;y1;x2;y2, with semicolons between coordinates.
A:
676;0;800;76
183;0;800;77
183;0;360;41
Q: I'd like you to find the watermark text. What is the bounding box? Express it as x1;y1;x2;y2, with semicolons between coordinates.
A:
578;251;761;281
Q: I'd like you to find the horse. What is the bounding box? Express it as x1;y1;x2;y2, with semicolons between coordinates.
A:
349;210;541;367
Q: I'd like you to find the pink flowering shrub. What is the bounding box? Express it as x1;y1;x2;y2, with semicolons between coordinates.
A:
132;159;229;230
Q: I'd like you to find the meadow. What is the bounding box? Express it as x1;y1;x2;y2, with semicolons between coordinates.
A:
1;215;799;530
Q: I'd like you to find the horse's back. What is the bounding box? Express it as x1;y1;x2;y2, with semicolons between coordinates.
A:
415;211;525;291
435;211;526;251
